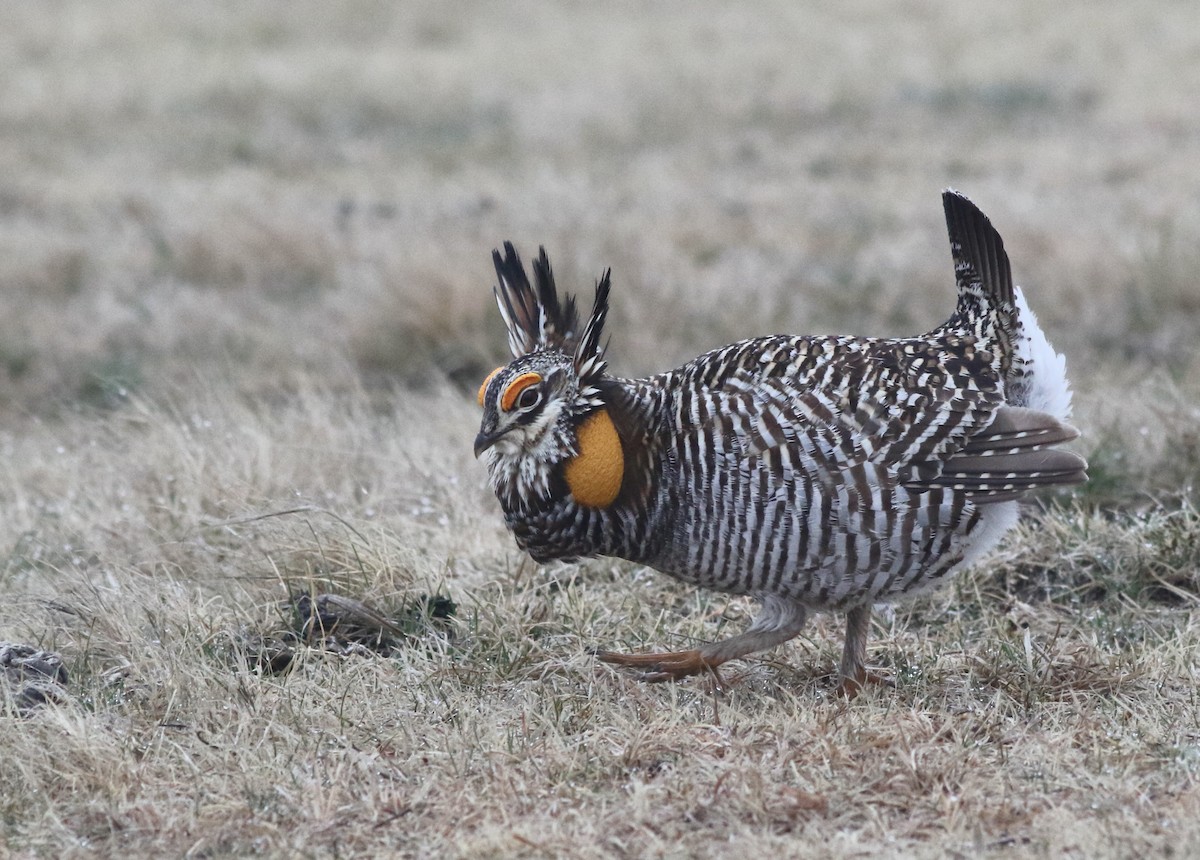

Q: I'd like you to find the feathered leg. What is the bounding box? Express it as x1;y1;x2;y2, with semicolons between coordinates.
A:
838;604;892;697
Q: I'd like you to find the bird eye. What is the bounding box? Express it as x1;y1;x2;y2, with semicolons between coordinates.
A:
516;386;542;410
500;371;543;412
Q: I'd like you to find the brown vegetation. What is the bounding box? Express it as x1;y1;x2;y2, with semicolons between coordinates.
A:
3;2;1200;857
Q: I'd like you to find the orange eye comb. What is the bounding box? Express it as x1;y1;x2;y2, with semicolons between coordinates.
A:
500;372;542;412
477;367;503;406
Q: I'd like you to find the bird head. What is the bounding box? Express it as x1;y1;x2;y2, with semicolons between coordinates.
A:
474;351;577;460
475;243;623;510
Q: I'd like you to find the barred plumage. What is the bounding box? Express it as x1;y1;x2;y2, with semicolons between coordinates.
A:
475;191;1087;693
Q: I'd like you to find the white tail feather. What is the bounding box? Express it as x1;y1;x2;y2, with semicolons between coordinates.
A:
1010;287;1073;421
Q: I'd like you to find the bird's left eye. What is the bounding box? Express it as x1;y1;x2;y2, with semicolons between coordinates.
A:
516;386;542;410
499;371;543;412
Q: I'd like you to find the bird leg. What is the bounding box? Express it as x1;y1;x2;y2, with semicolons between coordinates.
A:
837;604;892;697
595;648;717;683
598;596;808;683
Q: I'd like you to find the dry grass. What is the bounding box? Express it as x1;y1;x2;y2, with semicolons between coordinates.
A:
3;2;1200;857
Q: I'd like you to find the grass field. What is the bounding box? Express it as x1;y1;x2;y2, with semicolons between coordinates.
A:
3;2;1200;857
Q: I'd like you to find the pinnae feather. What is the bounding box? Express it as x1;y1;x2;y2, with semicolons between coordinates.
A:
491;243;612;392
574;269;611;389
492;242;539;357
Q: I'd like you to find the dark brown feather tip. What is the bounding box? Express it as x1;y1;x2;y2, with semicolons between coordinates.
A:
942;189;1015;308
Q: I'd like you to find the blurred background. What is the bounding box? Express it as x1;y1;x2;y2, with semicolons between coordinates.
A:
1;0;1198;503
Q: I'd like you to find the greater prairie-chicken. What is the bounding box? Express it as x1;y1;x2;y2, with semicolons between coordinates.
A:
474;191;1086;692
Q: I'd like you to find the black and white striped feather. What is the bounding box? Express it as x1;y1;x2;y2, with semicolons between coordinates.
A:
481;190;1086;620
492;242;611;399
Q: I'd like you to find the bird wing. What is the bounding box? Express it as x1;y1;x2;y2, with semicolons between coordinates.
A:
709;334;1083;503
713;334;1002;482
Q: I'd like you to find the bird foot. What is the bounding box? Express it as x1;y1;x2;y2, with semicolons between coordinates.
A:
596;648;722;683
838;669;893;699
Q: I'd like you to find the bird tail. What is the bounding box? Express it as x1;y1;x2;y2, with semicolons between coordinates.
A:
940;190;1074;421
941;188;1017;333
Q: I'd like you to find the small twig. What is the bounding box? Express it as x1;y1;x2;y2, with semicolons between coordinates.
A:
200;505;370;546
511;833;547;851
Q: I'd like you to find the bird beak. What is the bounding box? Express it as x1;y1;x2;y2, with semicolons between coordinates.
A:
474;428;504;458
